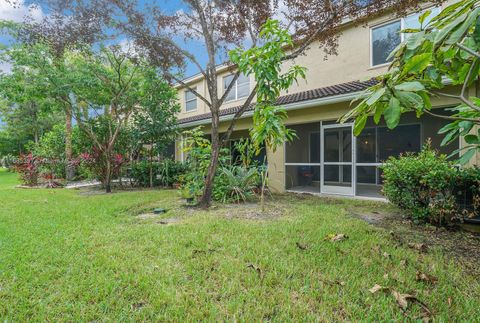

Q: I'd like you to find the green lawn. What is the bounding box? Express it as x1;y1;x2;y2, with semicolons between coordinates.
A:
0;168;478;320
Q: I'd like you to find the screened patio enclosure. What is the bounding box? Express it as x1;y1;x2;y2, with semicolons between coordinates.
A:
285;112;459;198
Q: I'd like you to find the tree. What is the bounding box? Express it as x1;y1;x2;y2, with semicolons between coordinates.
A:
231;19;304;212
1;1;104;180
48;0;430;206
0;60;62;153
67;46;175;193
342;0;480;165
132;73;179;188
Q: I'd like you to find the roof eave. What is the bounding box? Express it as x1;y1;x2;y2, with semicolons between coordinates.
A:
178;91;360;128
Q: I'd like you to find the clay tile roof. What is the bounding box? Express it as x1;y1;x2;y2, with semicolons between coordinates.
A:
178;78;377;125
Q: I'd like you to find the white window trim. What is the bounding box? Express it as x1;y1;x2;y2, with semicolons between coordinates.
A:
184;87;198;113
224;74;250;102
369;7;439;68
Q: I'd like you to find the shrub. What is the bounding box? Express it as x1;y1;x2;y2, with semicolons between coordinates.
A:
180;127;230;202
79;148;126;190
13;153;42;186
213;165;259;203
382;144;480;225
129;159;187;187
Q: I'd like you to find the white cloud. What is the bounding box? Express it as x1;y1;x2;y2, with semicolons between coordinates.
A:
0;0;43;23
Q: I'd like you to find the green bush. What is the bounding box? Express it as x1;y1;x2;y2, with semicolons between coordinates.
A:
382;144;480;225
129;159;187;187
213;165;259;203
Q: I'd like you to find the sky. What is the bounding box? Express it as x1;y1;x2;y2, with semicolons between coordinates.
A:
0;0;208;77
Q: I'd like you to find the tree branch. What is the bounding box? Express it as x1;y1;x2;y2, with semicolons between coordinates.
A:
423;109;480;124
456;43;480;59
218;70;241;106
433;90;480;112
221;83;258;143
168;72;212;108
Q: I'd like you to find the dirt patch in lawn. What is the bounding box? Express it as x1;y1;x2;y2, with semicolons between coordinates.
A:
348;205;480;275
222;201;288;220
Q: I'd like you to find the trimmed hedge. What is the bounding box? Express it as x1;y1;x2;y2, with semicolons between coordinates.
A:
382;145;480;225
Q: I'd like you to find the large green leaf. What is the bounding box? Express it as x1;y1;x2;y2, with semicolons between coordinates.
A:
394;81;425;92
441;129;459;146
353;114;367;136
395;91;424;110
464;134;480;144
402;53;431;74
446;7;480;45
474;16;480;44
365;87;386;106
433;13;466;45
405;31;425;50
384;97;401;129
419;9;432;26
373;104;386;124
458;147;477;165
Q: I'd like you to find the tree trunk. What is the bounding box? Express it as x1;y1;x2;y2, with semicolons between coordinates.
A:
105;157;112;193
65;106;75;181
199;110;221;208
260;155;268;213
149;145;153;188
199;138;220;208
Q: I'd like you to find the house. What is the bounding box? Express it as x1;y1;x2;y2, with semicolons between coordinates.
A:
173;3;478;199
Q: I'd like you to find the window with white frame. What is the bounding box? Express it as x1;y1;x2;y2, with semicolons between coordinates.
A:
184;88;197;112
223;73;250;102
371;7;441;67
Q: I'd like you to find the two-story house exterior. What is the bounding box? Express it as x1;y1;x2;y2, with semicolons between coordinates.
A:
174;2;479;199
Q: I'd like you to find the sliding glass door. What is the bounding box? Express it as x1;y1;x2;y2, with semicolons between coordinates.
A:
321;124;354;195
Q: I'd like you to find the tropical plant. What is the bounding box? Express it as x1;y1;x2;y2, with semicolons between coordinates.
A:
342;0;480;165
79;147;126;189
180;127;230;203
213;165;259;203
13;153;42;186
231;19;305;212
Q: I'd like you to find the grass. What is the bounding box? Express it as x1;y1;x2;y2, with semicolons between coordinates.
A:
0;168;479;320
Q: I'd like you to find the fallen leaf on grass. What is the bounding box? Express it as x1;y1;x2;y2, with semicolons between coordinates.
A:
415;271;438;285
391;290;432;319
247;263;264;280
296;242;308;250
447;297;452;306
383;251;391;259
324;233;348;242
369;284;386;294
408;243;428;253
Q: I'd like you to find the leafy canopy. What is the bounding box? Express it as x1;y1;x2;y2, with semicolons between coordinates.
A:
342;0;480;164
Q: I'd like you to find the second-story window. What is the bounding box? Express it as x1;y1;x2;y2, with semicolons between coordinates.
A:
224;74;250;102
371;20;401;67
371;7;440;67
185;88;197;112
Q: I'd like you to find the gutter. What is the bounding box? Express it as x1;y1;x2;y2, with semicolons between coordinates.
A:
178;91;360;128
